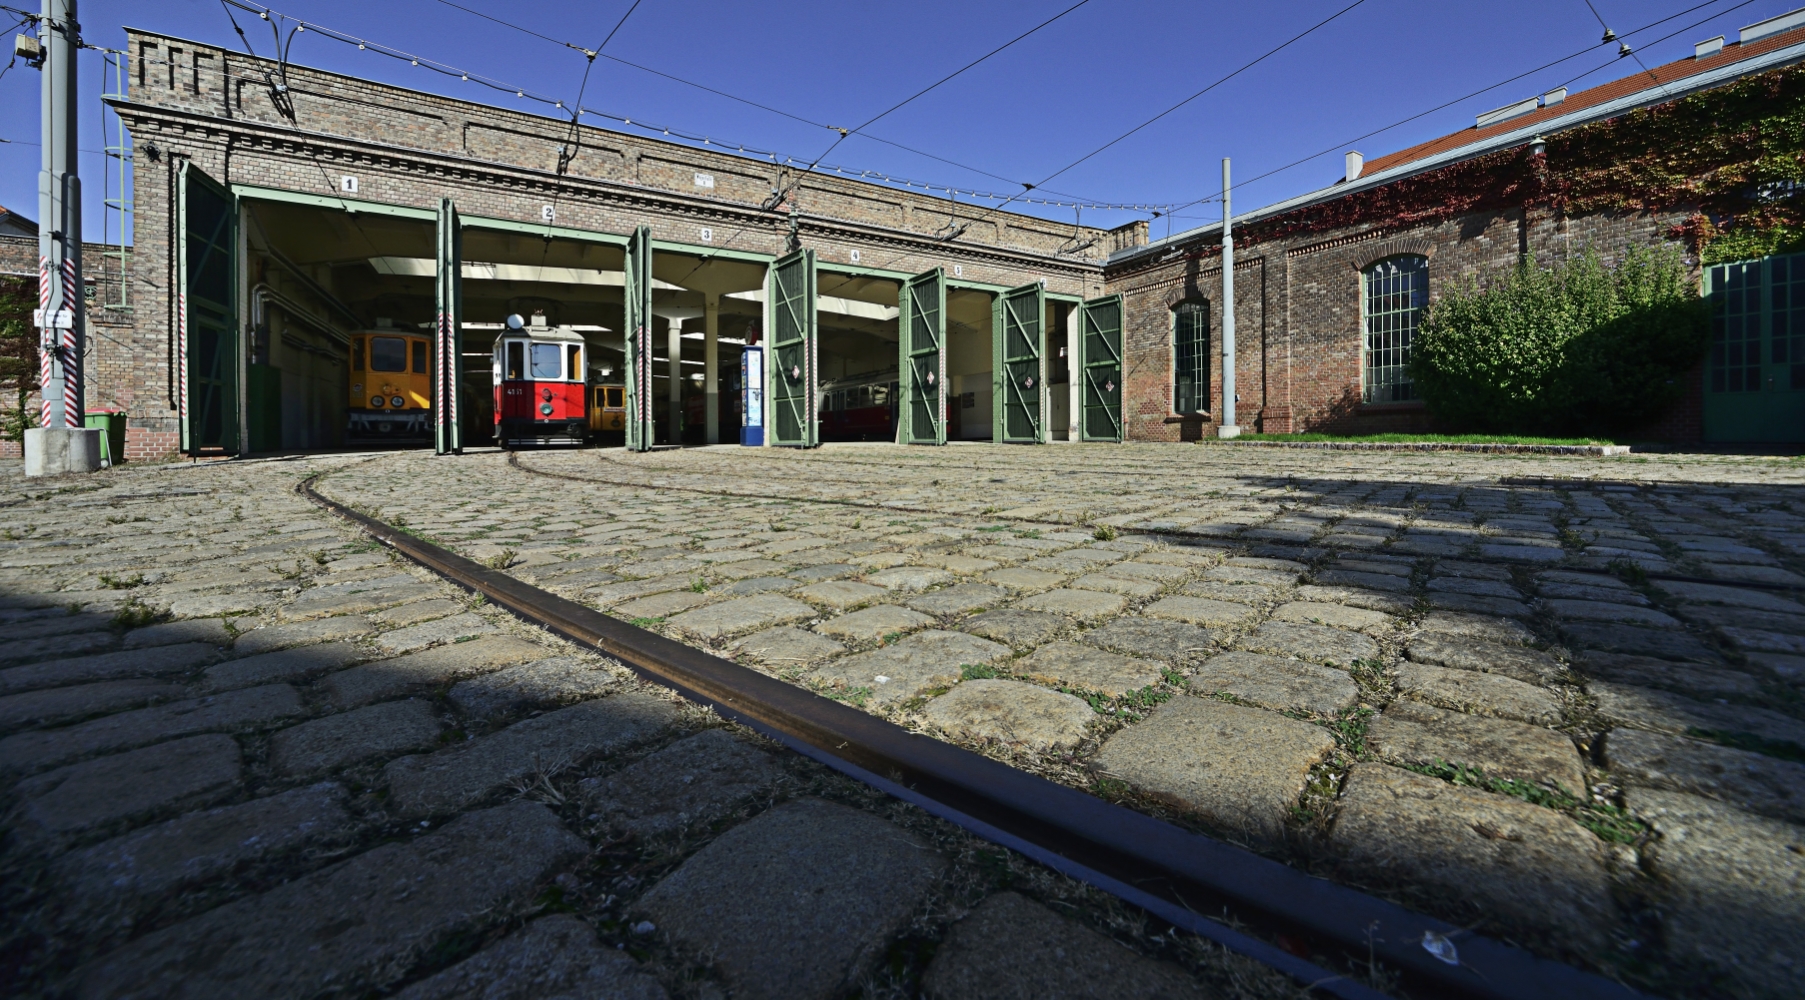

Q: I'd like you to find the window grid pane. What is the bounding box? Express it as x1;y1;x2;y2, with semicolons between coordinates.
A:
1362;256;1427;403
1173;302;1209;413
1710;261;1762;393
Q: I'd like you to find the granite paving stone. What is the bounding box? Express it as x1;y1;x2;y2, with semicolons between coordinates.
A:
1589;681;1805;749
1605;727;1805;824
1332;763;1616;948
1272;601;1393;634
0;679;185;733
795;580;888;610
982;567;1068;592
1561;622;1718;661
920;892;1204;999
813;604;934;643
202;640;368;691
1394;663;1564;725
634;798;946;1000
1016;641;1165;697
1013;587;1128;622
1544;599;1682;628
0;684;303;775
1180;580;1275;604
13;734;243;840
1080;617;1215;663
231;615;376;655
325;637;549;707
579;728;781;837
666;594;816;640
268;700;443;775
729;626;846;668
1368;700;1586;792
811;630;1010;707
49;782;354;922
961;608;1070;649
1404;635;1564;686
1578;652;1762;699
919;679;1095;749
1239;621;1378;666
73;801;586;1000
1068;571;1163;597
121;617;236;649
368;599;465;628
280;574;442;620
1416;611;1537;646
373;612;498;654
384;693;679;817
1629;790;1805;1000
1142;595;1261;628
1091;697;1334;843
0;642;221;695
614;591;712;620
1188;651;1360;715
394;915;667;1000
903;582;1008;616
447;656;618;719
865;566;951;591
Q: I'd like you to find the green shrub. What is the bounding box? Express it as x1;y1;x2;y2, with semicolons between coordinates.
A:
1409;246;1706;435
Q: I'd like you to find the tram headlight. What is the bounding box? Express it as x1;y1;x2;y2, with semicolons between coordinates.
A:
370;395;384;408
540;403;554;416
391;396;406;408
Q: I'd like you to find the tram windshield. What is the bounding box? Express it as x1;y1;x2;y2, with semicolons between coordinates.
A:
531;343;562;379
370;336;408;372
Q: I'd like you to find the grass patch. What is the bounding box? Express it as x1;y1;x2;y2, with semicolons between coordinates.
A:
97;572;143;590
1013;529;1042;540
1221;432;1614;445
111;599;166;630
1327;706;1375;759
1406;758;1650;844
688;577;709;593
482;548;516;569
628;617;665;627
960;662;1000;680
1092;524;1118;541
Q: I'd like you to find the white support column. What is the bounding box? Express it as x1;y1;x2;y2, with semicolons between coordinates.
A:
1218;157;1240;439
704;293;719;445
667;316;684;445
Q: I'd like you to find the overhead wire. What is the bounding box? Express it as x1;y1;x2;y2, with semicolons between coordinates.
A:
1148;0;1754;237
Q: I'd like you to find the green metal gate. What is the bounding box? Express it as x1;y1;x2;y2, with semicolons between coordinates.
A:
434;198;464;455
994;282;1045;443
623;225;655;452
900;267;946;445
769;249;818;447
1080;294;1124;442
1705;252;1805;443
178;161;238;454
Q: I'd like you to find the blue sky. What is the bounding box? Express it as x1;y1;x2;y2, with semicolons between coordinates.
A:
0;0;1792;244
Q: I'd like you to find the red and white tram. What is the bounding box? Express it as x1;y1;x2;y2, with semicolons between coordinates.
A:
493;312;589;448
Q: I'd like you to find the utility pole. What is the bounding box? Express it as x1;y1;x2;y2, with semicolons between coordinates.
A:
1217;157;1239;439
26;0;100;475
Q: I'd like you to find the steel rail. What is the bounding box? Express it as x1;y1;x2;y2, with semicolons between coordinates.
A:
299;472;1639;1000
523;452;1803;596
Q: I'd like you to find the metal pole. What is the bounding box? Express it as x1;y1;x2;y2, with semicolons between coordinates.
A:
1218;157;1239;439
36;0;82;430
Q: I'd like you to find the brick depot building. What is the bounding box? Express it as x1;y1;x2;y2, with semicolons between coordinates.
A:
87;10;1805;460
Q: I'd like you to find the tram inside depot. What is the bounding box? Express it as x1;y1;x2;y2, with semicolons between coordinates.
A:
239;196;1067;452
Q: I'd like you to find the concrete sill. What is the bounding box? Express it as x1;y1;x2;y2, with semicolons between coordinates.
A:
1164;413;1211;423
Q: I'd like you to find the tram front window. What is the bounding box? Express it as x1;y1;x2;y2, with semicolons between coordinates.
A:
506;342;525;380
371;337;408;372
531;343;562;379
412;341;429;374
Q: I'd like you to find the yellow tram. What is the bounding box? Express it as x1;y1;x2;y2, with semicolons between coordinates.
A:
348;329;432;443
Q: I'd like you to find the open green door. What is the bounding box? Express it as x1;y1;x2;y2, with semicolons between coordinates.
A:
769;249;818;447
177;161;239;454
900;267;946;445
434;198;464;455
623;225;655;451
994;282;1045;443
1080;294;1124;442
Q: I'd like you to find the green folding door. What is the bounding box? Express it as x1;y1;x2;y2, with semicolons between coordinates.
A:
434;198;464;455
1080;294;1124;441
177;161;239;454
900;267;947;444
1704;254;1805;443
994;282;1045;443
623;225;655;451
769;249;818;447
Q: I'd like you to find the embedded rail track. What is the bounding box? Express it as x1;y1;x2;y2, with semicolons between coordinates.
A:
301;473;1641;1000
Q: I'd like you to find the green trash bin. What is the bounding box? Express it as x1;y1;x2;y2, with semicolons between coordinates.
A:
84;411;126;466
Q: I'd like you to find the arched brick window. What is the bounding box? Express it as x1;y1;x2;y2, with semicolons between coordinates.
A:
1362;255;1427;403
1173;300;1209;413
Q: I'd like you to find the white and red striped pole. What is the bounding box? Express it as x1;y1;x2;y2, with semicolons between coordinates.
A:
34;0;83;432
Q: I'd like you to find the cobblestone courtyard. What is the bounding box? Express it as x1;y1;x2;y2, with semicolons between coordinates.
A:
2;442;1803;999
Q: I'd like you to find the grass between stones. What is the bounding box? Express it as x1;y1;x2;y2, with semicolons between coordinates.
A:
1401;758;1649;844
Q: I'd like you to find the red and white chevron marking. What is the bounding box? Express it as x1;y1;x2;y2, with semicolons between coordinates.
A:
37;256;51;427
60;260;77;426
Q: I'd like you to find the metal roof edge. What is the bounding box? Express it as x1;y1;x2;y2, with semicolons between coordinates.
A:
1108;36;1805;268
